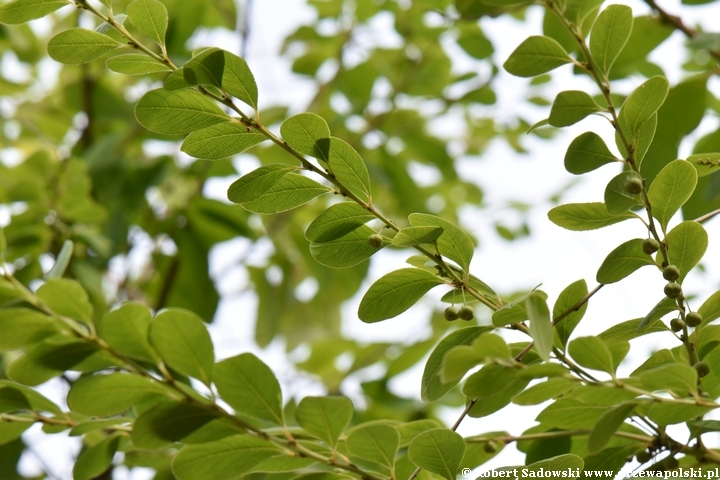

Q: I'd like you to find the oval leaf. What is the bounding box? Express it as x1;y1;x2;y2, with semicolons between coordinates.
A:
295;396;353;448
310;224;381;268
327;137;371;200
564;132;619;175
392;226;444;247
181;123;267;160
549;90;602;127
665;221;708;281
647;159;698;229
0;0;69;25
280;113;331;162
548;202;634;231
305;202;375;243
503;35;572;77
408;213;474;274
526;292;553;362
604;171;643;215
0;307;62;351
589;4;633;76
106;53;172;75
36;278;93;324
135;88;229;135
127;0;168;46
408;428;465;480
618;76;669;136
48;28;121;65
241;173;331;214
596;238;655;284
227;164;298;204
587;401;637;453
568;336;615;375
346;424;400;468
98;302;156;362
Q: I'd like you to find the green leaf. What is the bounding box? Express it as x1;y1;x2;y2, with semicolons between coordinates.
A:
392;226;444;247
280;113;331;162
464;366;530;418
227;164;298;204
327;137;371;200
0;381;61;414
564;132;618;175
513;377;577;406
0;308;62;351
135;88;229;135
106;54;172;75
492;288;544;326
98;302;156;362
149;309;214;385
665;221;708;281
604;171;643;215
408;429;465;480
358;268;445;323
441;334;509;384
69;418;132;436
548;90;602;127
504;35;572;77
618;76;670;136
408;213;474;274
181;123;266;160
647;160;698;229
646;403;713;425
346;424;399;468
37;278;93;324
554;279;588;348
221;51;258;110
241;173;331;214
526;292;553;361
47;28;121;65
568;337;615;374
596;238;655;284
631;112;657;167
295;396;353;448
165;67;190;90
421;326;491;401
587;401;637;453
0;0;69;25
396;419;444;448
127;0;168;46
73;434;121;480
172;435;281;480
687;152;720;178
636;297;678;333
599;318;666;344
537;399;607;429
0;421;32;446
0;387;31;413
45;239;73;279
589;4;633;76
305;202;375;243
641;363;698;395
67;373;179;416
183;48;225;88
699;290;720;326
213;353;284;425
310;224;381;268
548;202;635;231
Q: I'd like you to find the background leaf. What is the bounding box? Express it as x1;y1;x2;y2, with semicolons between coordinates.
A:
407;428;465;480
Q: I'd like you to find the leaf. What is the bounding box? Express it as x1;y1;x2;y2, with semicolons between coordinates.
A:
548;202;635;231
596;238;656;284
665;221;708;281
641;363;698;396
548;90;602;127
646;403;713;425
599;318;666;344
241;174;331;214
513;377;577;405
221;51;258;110
408;213;474;274
98;302;156;362
183;48;225;88
636;297;678;333
149;309;214;386
647;160;698;229
441;334;510;384
0;308;62;351
310;224;380;268
67;373;179;416
396;420;444;448
227;164;298;204
127;0;168;46
699;290;720;326
587;401;637;453
295;396;353;448
280;113;331;162
358;268;445;323
69;418;132;436
492;288;544;326
0;0;69;25
0;421;32;446
392;226;444;247
327;137;372;200
0;381;61;414
618;76;670;136
503;35;573;77
181;123;267;160
47;28;121;65
554;279;588;348
568;337;615;374
604;171;643;215
408;429;465;480
213;353;283;425
135;88;229;135
182;48;259;110
526;292;553;361
45;239;73;279
463;366;531;417
172;435;281;480
346;424;399;468
564;132;618;175
165;67;189;90
632;112;657;167
36;278;93;324
305;202;375;243
73;434;121;480
589;4;633;76
106;54;172;75
687;152;720;178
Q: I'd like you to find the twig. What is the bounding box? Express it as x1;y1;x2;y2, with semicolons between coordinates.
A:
694;208;720;224
643;0;720;61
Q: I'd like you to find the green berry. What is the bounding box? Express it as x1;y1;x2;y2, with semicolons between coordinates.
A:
458;305;475;321
686;312;703;327
635;450;652;464
367;234;384;248
663;265;680;281
669;318;685;332
664;282;682;299
694;361;710;378
642;238;660;255
664;456;679;470
484;441;498;453
624;177;643;195
444;306;459;321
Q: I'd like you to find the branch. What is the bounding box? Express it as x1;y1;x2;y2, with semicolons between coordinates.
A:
694;208;720;224
643;0;720;61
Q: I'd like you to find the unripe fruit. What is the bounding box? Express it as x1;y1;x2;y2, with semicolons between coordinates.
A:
444;306;459;321
635;450;652;464
624;177;643;195
669;318;685;332
664;282;681;299
484;441;498;453
686;312;703;327
642;238;660;255
664;456;679;470
367;234;384;248
694;361;710;378
663;265;680;282
458;305;475;321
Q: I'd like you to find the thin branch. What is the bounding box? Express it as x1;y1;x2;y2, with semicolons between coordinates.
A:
553;284;604;326
643;0;720;61
694;208;720;224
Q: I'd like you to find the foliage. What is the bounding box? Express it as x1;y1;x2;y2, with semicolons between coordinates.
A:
1;0;720;479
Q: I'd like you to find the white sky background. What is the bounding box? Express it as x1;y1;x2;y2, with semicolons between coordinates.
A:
8;0;720;478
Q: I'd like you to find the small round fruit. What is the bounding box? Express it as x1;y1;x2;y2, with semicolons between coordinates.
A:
663;265;680;282
444;306;459;321
664;282;682;299
624;177;643;194
642;238;660;255
484;441;498;453
669;318;685;332
664;456;679;470
458;305;475;321
686;312;703;327
635;450;652;464
694;361;710;378
367;234;384;248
